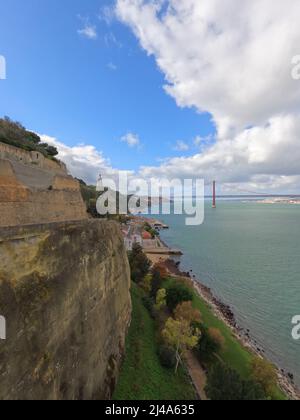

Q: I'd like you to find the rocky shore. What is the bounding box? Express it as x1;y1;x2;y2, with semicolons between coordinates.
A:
160;257;300;400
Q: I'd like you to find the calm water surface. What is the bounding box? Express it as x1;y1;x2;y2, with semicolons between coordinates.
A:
157;201;300;385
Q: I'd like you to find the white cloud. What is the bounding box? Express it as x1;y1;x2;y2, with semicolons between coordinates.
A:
78;18;98;40
139;114;300;193
121;132;141;148
41;120;300;194
41;135;120;184
173;140;189;152
116;0;300;135
115;0;300;193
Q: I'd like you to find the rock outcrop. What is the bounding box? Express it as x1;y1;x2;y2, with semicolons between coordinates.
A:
0;220;131;400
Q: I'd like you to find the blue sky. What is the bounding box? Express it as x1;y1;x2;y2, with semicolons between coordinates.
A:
0;0;214;173
1;0;300;194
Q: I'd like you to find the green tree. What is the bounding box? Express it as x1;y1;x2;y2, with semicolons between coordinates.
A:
162;317;200;374
128;244;151;284
206;363;266;400
141;273;153;295
150;268;163;298
251;357;277;397
196;325;225;362
155;289;167;311
0;117;58;158
174;301;202;324
45;145;59;157
158;345;176;370
166;283;193;312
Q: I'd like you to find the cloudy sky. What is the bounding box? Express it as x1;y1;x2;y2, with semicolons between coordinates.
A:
1;0;300;194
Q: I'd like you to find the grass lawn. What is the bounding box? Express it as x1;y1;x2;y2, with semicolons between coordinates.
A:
163;278;287;401
113;282;197;400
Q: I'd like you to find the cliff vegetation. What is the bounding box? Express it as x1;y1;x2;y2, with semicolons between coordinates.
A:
0;117;58;159
114;244;287;401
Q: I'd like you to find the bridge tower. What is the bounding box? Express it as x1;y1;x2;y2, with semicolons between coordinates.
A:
212;180;216;209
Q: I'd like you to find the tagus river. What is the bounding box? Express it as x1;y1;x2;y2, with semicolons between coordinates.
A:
157;200;300;387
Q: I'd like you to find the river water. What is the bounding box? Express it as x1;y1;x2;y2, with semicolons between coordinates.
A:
157;200;300;386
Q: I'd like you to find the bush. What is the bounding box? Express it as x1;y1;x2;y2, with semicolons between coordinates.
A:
206;363;266;400
158;345;177;369
0;117;58;159
142;296;155;313
128;244;151;284
141;274;153;294
196;325;225;362
166;283;193;312
251;357;277;397
150;268;163;298
174;301;202;324
142;296;158;319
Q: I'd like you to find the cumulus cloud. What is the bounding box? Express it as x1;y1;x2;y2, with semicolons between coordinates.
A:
41;135;119;184
116;0;300;134
121;132;141;148
115;0;300;193
140;114;300;193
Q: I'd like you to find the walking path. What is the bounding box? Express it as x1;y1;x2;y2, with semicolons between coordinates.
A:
185;351;208;401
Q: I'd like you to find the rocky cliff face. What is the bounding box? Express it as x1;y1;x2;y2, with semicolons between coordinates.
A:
0;220;131;400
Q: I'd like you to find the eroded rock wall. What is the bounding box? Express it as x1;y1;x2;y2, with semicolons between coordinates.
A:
0;220;131;400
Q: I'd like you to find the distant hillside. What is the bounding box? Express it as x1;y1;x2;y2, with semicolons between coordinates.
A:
0;117;58;160
77;179;132;221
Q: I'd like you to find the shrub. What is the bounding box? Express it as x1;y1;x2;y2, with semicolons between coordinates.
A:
142;296;155;312
150;268;163;298
174;301;202;324
128;244;151;284
0;117;58;158
141;274;153;294
166;283;193;312
251;357;277;397
158;345;177;369
155;289;167;311
206;363;266;400
196;325;225;362
142;296;156;319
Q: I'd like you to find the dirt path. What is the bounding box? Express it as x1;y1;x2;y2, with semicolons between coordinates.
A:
185;352;208;401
